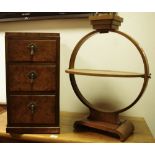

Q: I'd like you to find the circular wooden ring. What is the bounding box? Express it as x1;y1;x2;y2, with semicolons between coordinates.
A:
68;30;150;114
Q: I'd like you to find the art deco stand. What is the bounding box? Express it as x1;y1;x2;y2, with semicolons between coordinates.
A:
66;13;151;141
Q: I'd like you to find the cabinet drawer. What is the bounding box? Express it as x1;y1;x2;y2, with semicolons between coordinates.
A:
7;39;57;62
8;64;56;92
8;95;57;125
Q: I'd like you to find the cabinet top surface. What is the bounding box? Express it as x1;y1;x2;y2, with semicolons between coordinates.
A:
0;111;154;143
5;32;60;37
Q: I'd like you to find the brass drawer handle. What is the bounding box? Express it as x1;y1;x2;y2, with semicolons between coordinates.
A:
27;71;38;83
27;43;37;56
28;102;37;114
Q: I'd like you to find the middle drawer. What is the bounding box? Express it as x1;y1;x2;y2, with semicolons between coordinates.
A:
8;64;56;92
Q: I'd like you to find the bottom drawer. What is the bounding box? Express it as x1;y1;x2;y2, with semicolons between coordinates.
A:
7;95;58;126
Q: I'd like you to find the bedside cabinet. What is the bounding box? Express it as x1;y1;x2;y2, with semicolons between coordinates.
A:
5;32;60;134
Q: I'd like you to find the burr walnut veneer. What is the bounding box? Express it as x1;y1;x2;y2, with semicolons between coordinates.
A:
5;32;60;134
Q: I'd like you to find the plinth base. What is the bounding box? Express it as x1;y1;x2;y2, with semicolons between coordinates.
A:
74;118;134;141
6;126;60;134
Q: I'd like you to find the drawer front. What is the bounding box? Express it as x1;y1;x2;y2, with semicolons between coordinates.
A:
8;95;56;125
8;64;56;92
7;39;57;62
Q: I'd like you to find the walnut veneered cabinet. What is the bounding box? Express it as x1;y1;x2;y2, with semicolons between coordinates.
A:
5;32;60;134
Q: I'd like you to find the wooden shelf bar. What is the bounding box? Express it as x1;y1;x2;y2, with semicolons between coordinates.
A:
66;69;145;78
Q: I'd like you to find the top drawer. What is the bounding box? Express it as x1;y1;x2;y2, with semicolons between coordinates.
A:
6;33;60;62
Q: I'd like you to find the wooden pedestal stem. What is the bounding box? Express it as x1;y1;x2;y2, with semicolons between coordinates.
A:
66;30;150;141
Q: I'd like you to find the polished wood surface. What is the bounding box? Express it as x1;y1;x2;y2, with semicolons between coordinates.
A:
5;33;60;134
65;26;151;140
0;104;6;114
89;14;123;32
0;111;154;142
66;69;145;78
8;64;56;92
66;30;150;114
89;14;123;22
7;95;56;125
74;118;134;142
7;39;57;62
